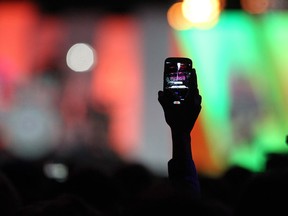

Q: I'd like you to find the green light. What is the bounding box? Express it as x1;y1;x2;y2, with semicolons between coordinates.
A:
173;11;288;174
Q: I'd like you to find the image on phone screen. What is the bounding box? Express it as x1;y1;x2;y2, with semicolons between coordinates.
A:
164;57;192;103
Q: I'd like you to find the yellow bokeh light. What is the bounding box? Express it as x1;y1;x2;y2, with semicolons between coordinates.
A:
167;2;194;30
182;0;221;26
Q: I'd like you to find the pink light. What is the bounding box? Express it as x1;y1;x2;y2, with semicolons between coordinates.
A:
92;15;143;157
0;2;39;82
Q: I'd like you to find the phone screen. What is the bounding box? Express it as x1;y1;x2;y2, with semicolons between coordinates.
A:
164;57;193;103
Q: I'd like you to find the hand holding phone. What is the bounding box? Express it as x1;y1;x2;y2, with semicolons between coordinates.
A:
159;56;201;132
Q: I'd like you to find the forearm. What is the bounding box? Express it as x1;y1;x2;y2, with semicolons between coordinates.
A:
168;130;201;198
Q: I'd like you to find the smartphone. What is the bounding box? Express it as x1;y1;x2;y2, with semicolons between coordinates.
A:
163;57;193;104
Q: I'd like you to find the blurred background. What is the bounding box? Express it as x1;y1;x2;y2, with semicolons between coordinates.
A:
0;0;288;178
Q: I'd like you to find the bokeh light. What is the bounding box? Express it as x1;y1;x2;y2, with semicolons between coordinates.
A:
241;0;270;14
43;163;68;182
66;43;96;72
4;105;61;159
182;0;221;28
167;2;194;30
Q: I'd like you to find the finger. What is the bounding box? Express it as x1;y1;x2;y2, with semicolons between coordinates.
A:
188;69;199;93
158;90;172;107
158;90;164;106
194;95;202;114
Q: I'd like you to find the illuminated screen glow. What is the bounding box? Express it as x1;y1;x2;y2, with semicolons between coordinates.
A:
174;12;288;173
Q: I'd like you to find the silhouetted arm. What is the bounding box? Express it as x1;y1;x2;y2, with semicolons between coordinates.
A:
167;129;200;197
158;68;202;198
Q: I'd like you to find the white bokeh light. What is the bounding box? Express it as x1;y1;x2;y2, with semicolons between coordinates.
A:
66;43;96;72
5;106;61;159
182;0;220;24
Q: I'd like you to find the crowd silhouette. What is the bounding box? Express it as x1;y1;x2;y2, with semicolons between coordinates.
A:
0;67;288;216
